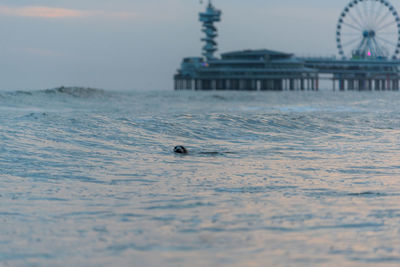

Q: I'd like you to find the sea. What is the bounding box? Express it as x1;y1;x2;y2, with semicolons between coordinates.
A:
2;87;400;266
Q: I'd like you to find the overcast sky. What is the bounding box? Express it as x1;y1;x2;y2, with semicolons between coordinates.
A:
0;0;399;91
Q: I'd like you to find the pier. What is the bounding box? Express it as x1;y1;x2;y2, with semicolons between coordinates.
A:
175;50;319;91
174;0;400;91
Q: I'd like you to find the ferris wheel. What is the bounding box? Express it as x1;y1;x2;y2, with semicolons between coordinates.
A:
336;0;400;59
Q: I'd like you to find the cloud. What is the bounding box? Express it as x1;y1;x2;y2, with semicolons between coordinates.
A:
0;6;84;18
0;5;136;19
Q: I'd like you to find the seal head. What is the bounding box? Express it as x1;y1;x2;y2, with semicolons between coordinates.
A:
174;146;188;154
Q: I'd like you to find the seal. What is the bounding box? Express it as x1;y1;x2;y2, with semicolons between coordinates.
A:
174;146;188;154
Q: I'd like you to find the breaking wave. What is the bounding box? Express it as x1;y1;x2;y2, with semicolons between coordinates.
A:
0;86;106;99
41;86;105;97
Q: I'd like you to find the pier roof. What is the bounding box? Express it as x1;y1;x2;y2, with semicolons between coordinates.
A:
221;49;293;59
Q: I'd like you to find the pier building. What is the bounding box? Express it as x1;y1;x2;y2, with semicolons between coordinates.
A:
174;0;400;91
175;50;319;91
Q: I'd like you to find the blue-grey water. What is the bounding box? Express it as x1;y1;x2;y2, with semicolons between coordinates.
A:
2;88;400;266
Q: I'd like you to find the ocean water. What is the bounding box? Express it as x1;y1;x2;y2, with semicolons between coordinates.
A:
2;88;400;266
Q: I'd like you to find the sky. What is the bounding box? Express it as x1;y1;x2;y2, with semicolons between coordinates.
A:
0;0;399;91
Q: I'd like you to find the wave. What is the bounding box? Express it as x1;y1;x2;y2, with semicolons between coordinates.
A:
0;87;110;110
41;86;105;98
0;86;106;99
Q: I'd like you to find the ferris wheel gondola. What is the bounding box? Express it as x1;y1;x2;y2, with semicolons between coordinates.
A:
336;0;400;59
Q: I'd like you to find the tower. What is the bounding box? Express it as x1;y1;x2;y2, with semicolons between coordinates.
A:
199;0;222;61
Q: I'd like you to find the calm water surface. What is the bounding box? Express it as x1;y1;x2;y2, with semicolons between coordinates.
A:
2;89;400;266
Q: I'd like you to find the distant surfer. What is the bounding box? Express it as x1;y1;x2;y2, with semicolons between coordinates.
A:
174;146;188;154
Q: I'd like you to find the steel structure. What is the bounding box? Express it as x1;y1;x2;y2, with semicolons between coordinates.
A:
336;0;400;59
199;0;221;61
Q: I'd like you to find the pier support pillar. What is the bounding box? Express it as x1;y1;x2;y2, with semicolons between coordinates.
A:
348;80;354;90
241;79;254;90
216;79;225;90
261;80;268;90
232;79;238;90
339;79;345;91
239;79;244;90
226;79;231;90
251;79;257;91
289;79;294;91
274;79;282;91
261;79;269;91
358;79;365;91
375;79;380;90
203;80;211;90
394;80;399;91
